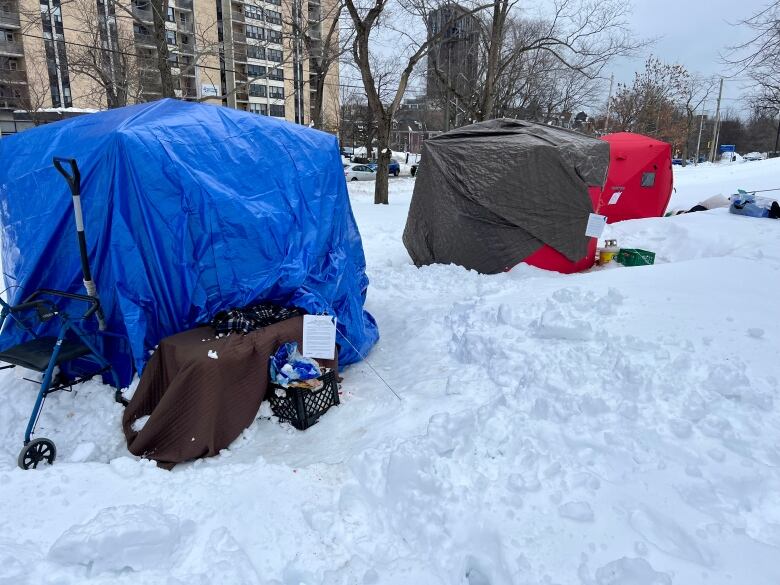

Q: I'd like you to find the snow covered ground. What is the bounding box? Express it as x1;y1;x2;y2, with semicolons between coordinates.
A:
0;159;779;585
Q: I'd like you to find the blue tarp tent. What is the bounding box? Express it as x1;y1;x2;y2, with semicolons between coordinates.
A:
0;99;378;385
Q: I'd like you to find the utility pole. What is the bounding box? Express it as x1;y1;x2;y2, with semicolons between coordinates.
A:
774;108;780;155
603;73;614;133
695;109;706;165
709;78;724;162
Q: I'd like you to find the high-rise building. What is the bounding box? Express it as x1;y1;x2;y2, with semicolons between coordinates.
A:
426;3;479;129
0;0;28;110
0;0;338;133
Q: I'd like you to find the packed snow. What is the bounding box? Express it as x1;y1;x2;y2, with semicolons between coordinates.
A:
0;158;779;584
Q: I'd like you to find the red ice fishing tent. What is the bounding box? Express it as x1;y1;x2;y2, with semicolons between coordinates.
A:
599;132;673;223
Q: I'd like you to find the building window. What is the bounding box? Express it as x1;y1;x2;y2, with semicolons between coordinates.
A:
267;28;281;44
50;84;60;107
249;83;266;97
244;4;261;20
268;85;284;99
165;30;176;45
249;103;267;115
180;33;190;46
267;48;282;62
267;67;283;81
269;104;285;117
264;9;281;24
265;0;281;5
246;25;264;40
166;6;174;21
247;45;265;59
180;12;186;25
247;64;266;78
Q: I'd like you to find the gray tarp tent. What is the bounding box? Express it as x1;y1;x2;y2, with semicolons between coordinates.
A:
403;119;610;274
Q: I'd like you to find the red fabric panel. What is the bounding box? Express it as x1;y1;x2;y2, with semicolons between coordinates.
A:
599;132;673;223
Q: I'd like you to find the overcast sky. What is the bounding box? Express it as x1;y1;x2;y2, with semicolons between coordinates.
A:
604;0;770;117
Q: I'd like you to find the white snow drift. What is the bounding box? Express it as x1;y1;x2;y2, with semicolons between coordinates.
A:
0;159;778;585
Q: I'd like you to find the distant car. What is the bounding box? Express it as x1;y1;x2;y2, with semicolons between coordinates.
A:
672;158;684;166
367;159;401;177
344;163;375;181
744;152;765;161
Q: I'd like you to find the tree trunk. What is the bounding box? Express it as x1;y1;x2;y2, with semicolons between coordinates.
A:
373;119;391;205
681;113;693;166
150;0;176;98
477;0;505;122
311;69;325;129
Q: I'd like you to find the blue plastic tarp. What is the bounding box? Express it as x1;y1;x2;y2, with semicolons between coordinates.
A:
0;99;378;385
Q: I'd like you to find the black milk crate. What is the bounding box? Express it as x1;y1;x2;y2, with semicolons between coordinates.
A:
268;370;340;430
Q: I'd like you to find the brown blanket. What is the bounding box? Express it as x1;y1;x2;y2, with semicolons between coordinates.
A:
122;316;337;468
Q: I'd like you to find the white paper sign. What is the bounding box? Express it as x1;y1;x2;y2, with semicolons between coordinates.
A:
302;314;337;360
584;213;607;238
608;191;622;205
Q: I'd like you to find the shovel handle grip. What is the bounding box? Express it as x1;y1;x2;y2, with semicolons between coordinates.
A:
53;157;80;196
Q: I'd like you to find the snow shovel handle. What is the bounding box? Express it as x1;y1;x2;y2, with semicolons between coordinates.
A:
53;157;80;197
52;157;107;330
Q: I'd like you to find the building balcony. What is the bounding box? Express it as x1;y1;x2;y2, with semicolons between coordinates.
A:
235;90;248;102
0;69;27;84
175;0;193;12
134;33;157;48
142;83;163;95
0;11;21;29
132;5;153;23
0;95;28;109
230;10;244;23
232;28;247;43
0;40;24;57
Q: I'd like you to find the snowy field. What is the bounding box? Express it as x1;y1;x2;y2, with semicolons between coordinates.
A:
0;159;779;585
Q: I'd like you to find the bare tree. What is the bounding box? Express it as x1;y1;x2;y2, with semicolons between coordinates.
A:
141;0;175;97
608;58;685;137
424;0;639;129
678;73;714;164
727;2;780;112
606;57;712;158
344;0;490;204
283;0;353;129
476;0;638;121
15;53;51;125
63;0;143;108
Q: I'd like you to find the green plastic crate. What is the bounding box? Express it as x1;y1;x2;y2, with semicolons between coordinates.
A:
616;248;655;267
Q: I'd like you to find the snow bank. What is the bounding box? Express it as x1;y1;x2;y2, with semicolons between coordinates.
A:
0;161;778;584
48;506;184;574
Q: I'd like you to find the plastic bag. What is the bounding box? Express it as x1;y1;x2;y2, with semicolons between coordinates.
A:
729;191;774;218
269;342;322;388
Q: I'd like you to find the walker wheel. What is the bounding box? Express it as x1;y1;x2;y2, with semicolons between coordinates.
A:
18;438;56;470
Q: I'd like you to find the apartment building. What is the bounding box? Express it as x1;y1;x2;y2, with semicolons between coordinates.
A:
0;0;27;109
217;0;338;127
0;0;338;132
